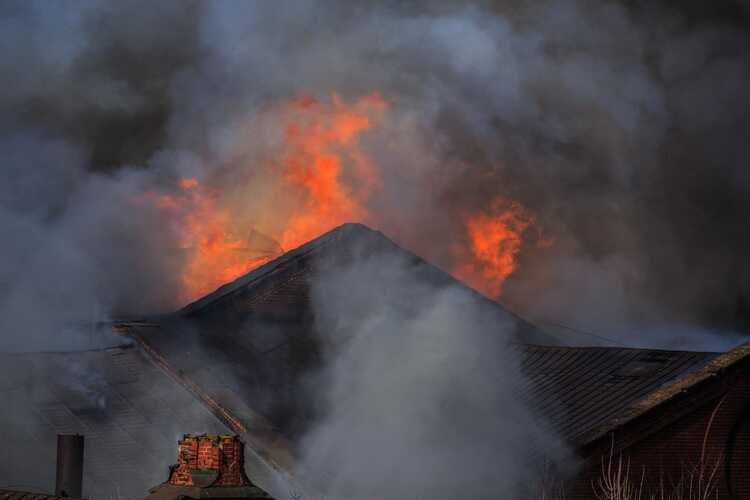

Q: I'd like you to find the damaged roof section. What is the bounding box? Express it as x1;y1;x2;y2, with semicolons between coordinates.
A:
178;223;549;343
115;224;556;468
114;224;737;472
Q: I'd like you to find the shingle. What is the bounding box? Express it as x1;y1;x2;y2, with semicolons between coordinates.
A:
517;345;717;446
114;223;729;477
0;490;76;500
0;348;230;500
1;224;737;500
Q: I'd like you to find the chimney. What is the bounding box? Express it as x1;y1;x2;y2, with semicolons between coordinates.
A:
56;434;84;498
167;434;252;487
146;434;273;499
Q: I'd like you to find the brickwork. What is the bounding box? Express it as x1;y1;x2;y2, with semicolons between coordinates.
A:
168;435;199;485
197;438;220;470
167;434;251;487
566;375;750;500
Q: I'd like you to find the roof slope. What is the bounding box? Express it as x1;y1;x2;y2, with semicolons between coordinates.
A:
115;223;556;477
0;491;77;500
518;344;718;447
0;346;276;500
179;223;550;343
112;223;749;475
121;320;723;473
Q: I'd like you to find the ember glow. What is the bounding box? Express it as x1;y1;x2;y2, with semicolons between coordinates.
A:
150;93;540;304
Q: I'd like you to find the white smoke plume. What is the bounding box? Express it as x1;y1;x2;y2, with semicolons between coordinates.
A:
289;249;571;499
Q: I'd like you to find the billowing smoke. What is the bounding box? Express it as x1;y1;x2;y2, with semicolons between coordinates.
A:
294;249;571;499
1;1;749;345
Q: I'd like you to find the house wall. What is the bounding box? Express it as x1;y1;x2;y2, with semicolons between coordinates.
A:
565;374;750;500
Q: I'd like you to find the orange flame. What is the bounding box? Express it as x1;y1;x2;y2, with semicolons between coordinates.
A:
146;178;278;303
453;198;534;298
277;93;385;249
149;93;387;303
147;93;543;305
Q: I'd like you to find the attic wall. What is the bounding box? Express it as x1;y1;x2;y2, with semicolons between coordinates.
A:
565;374;750;500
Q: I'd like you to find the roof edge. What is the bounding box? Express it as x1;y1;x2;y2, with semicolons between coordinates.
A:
580;339;750;450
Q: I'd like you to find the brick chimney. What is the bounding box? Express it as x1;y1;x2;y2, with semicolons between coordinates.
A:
167;434;252;487
146;434;273;499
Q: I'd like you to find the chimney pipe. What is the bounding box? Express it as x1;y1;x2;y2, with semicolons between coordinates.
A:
56;434;84;498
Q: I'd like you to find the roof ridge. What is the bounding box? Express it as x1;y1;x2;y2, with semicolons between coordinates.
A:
179;223;377;316
176;222;551;343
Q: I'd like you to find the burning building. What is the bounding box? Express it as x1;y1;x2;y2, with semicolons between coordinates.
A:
0;224;747;499
2;1;750;499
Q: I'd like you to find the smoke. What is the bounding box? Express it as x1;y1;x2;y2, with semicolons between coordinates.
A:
1;1;749;346
3;2;748;497
295;249;570;499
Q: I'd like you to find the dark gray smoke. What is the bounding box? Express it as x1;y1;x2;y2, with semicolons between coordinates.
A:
3;1;748;498
1;1;749;344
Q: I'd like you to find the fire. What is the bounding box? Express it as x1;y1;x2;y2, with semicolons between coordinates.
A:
149;93;387;303
277;93;385;249
453;198;534;298
147;178;279;303
147;92;542;305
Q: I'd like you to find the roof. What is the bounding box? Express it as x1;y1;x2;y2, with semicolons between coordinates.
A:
0;345;279;500
4;223;748;498
518;344;719;447
118;325;737;473
113;224;556;469
145;484;273;499
0;490;79;500
177;223;550;345
112;224;750;465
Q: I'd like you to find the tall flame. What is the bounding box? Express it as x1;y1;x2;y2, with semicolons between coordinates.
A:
147;93;542;304
149;93;387;303
277;93;384;249
453;198;534;298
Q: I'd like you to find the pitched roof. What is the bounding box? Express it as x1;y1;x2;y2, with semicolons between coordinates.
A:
113;224;749;466
518;344;719;447
0;490;78;500
5;224;745;499
177;223;550;344
114;223;557;470
590;339;750;452
145;484;273;500
0;346;278;500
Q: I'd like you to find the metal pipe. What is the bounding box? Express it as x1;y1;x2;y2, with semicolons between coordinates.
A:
55;434;84;498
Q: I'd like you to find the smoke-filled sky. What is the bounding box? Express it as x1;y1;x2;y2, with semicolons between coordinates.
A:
2;0;750;350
